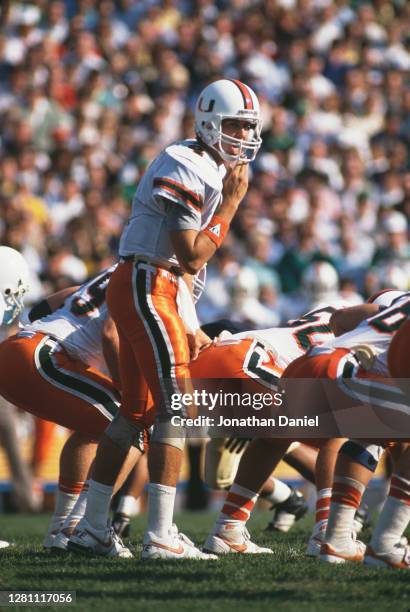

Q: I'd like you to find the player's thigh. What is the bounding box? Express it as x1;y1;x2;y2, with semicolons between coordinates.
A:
0;333;116;437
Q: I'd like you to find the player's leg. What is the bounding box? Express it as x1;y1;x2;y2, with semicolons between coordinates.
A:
203;351;330;554
0;332;135;557
31;418;56;477
365;444;410;569
43;431;97;549
68;326;148;556
31;418;57;510
305;438;346;557
133;267;214;559
203;436;291;554
320;440;385;563
265;442;316;532
73;262;214;559
112;453;148;537
283;442;317;483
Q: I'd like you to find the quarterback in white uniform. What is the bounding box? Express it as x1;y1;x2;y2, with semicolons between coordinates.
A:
69;78;264;560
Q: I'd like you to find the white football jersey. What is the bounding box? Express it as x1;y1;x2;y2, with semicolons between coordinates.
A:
25;266;117;372
119;139;226;266
311;292;410;373
233;305;341;373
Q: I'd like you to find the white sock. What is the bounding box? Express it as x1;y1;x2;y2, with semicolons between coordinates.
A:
262;478;291;505
371;497;410;553
371;475;410;553
117;495;140;516
326;477;365;549
147;483;176;539
216;483;259;530
61;482;89;533
47;491;78;535
84;480;114;531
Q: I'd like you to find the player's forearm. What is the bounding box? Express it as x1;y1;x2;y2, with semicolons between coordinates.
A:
171;201;239;274
330;304;380;336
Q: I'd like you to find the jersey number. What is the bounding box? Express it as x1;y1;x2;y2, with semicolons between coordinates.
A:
368;298;410;334
243;341;280;390
288;306;336;350
70;271;111;317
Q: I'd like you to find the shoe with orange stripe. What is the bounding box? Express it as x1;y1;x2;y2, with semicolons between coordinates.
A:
142;526;218;560
319;539;366;564
203;525;273;555
364;544;410;569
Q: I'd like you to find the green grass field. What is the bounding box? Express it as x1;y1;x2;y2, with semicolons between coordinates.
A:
0;511;410;611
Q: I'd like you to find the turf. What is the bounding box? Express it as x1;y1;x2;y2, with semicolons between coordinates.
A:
0;512;409;612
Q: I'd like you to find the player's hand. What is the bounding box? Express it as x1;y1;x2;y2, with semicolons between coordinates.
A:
222;162;249;207
188;328;212;360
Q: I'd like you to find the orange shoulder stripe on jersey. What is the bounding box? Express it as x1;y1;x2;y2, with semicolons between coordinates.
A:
153;177;203;211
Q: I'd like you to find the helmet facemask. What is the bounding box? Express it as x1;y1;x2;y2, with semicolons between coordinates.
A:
200;114;262;164
194;79;263;165
2;279;27;325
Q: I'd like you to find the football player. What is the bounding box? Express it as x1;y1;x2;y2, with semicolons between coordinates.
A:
69;78;263;560
190;302;351;553
0;265;151;557
201;292;405;556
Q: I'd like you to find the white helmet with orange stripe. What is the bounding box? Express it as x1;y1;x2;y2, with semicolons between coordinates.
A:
367;288;405;308
195;79;262;164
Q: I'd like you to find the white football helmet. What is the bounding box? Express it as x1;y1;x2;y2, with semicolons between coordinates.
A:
0;247;30;326
367;288;405;308
195;79;262;164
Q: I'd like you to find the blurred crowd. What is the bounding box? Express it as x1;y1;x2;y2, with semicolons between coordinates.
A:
0;0;409;328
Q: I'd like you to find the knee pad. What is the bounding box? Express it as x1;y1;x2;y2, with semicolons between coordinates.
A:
340;440;384;472
150;419;186;451
105;414;145;453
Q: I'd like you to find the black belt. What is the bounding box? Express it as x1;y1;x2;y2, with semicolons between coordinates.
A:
120;256;183;277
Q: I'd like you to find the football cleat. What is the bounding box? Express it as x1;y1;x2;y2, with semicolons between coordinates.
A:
67;520;133;558
142;526;218;560
364;544;410;569
50;531;70;553
320;539;366;564
266;487;308;533
43;531;59;549
203;524;273;555
306;523;327;558
353;503;371;535
0;540;11;549
112;512;131;538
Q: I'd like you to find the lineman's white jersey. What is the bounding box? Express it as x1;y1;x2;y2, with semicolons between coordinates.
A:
311;291;410;375
25;266;117;372
119;139;226;266
232;305;342;373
